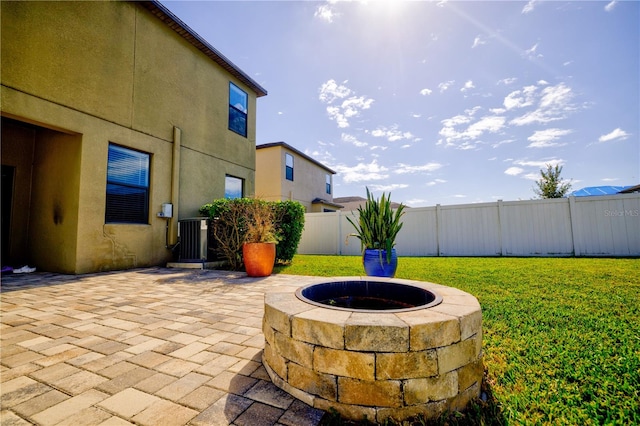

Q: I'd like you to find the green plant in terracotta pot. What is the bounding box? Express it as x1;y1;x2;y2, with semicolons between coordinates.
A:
346;187;405;277
242;200;279;277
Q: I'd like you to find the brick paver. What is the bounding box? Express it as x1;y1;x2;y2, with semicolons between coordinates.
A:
1;268;326;425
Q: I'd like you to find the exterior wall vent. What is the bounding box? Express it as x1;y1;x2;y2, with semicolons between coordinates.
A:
178;218;210;262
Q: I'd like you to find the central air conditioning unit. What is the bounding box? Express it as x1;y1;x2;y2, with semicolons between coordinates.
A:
178;218;210;262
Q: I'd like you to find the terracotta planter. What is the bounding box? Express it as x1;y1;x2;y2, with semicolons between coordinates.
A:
243;242;276;277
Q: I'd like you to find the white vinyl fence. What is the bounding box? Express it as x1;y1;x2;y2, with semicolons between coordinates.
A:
297;194;640;257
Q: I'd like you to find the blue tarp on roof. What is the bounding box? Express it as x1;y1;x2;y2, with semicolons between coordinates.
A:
570;186;632;196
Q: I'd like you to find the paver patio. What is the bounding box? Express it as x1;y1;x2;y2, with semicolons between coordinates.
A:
0;267;328;425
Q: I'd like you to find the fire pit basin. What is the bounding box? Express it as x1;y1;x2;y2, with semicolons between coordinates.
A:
263;276;483;423
296;280;443;312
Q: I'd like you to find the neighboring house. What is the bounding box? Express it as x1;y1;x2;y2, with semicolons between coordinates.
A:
1;1;267;273
570;185;636;197
255;142;342;212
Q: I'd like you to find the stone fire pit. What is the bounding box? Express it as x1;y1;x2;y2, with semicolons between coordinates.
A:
262;277;483;423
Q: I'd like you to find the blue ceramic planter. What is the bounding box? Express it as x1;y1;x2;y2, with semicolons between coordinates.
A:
363;248;398;277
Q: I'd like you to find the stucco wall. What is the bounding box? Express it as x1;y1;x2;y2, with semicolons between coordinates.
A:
29;129;82;273
255;148;284;201
1;1;259;273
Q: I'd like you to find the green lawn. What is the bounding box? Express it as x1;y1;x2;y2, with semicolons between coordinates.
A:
274;256;640;425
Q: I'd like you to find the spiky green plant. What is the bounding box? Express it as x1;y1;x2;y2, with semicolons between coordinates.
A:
346;187;405;263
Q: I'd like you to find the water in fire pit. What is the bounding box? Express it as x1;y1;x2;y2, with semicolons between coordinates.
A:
296;279;442;313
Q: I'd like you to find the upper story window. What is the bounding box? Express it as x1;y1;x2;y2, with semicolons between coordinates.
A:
105;144;150;224
229;82;248;137
326;174;332;194
285;153;294;181
225;175;244;199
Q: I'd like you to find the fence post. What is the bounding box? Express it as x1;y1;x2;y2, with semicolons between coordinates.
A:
337;210;342;255
497;200;506;256
435;204;441;256
568;196;579;256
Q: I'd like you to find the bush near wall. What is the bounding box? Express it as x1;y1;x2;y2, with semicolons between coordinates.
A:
199;198;305;269
273;200;305;264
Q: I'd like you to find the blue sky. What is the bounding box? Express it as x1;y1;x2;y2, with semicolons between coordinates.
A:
164;0;639;207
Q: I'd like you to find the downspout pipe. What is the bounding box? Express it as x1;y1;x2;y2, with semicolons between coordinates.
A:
168;126;181;246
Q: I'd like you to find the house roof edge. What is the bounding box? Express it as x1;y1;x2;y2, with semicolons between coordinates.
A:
257;142;337;174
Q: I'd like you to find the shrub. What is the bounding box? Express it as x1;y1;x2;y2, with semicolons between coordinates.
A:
199;198;305;269
274;200;305;264
199;198;249;270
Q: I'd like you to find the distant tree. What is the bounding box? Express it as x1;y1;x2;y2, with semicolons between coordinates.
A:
533;164;572;199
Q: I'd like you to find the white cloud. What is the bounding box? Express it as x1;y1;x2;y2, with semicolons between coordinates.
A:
465;106;482;116
314;4;337;22
491;138;515;148
394;162;443;174
504;85;537;110
514;158;565;168
441;114;472;128
341;133;368;148
369;183;408;192
319;80;374;128
438;104;505;149
425;179;447;187
472;36;486;48
522;0;538;14
405;198;428;207
420;88;433;96
605;1;617;12
333;160;389;183
319;79;351;103
307;147;336;166
370;125;415;142
497;77;517;85
468;115;506;134
524;43;543;59
510;83;576;126
507;158;566;181
504;167;524;176
527;128;573;148
598;128;629;142
341;96;374;117
523;172;540;180
326;106;348;128
438;80;455;93
461;80;475;92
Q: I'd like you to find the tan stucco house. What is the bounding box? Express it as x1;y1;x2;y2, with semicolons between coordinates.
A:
1;1;267;273
255;142;342;212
